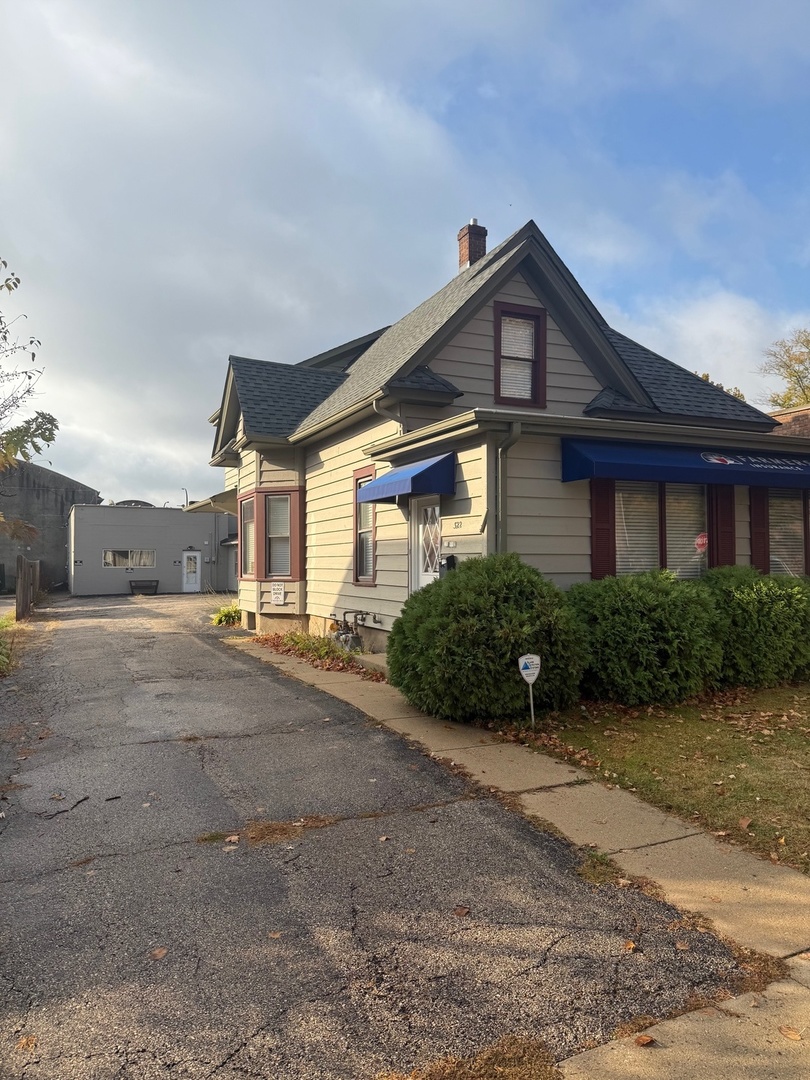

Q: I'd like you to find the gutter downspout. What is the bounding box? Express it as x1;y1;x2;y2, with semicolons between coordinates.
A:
496;422;521;553
373;398;403;433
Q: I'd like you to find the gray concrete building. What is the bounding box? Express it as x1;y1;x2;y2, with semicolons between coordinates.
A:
68;505;235;596
0;463;101;591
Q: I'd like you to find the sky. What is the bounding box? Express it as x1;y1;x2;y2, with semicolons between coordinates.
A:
2;0;810;506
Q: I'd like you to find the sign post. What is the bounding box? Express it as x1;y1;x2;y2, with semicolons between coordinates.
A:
518;654;541;730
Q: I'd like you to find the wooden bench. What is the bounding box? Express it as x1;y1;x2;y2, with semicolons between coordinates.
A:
129;579;159;595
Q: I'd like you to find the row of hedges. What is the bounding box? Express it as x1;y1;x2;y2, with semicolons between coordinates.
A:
386;554;810;721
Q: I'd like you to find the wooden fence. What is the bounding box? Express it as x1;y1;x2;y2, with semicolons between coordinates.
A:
15;555;41;620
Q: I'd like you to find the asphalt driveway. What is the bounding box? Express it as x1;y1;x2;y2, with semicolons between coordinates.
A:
0;595;743;1079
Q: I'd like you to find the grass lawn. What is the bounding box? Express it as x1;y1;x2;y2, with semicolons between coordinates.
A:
503;685;810;875
0;611;15;676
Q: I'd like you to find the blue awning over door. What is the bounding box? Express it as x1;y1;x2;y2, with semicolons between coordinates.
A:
356;453;456;503
561;438;810;488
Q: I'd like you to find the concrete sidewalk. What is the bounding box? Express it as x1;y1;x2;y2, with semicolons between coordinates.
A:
225;638;810;1077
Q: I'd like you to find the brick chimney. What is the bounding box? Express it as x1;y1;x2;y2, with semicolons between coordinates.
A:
458;219;487;270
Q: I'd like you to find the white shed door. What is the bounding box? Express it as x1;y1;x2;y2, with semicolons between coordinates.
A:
182;551;201;592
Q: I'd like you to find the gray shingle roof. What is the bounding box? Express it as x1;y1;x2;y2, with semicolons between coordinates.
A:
584;386;654;416
601;328;775;429
230;356;346;439
387;365;461;396
293;229;525;436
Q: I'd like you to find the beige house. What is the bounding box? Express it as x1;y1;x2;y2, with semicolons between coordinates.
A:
206;219;810;647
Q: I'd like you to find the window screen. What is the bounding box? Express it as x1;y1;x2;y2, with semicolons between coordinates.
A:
266;495;291;577
615;482;659;575
769;490;804;575
666;484;707;578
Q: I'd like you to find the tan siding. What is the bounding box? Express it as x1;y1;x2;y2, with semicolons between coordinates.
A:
259;449;301;487
306;424;488;632
428;270;603;416
306;418;408;630
238;451;258;491
735;486;752;565
505;437;592;588
224;466;239;490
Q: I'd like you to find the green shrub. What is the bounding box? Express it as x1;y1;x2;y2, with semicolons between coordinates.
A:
211;601;241;626
567;571;722;705
386;553;586;723
277;631;358;661
700;566;810;687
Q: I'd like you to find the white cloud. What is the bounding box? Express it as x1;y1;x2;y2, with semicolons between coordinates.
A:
602;286;810;406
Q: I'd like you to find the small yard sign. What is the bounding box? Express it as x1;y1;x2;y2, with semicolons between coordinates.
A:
270;582;285;606
518;653;541;729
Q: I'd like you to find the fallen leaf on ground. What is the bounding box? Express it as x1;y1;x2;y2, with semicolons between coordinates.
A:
15;1035;37;1051
404;848;416;854
779;1026;803;1041
268;931;282;939
739;817;752;831
149;947;168;961
635;1035;655;1047
675;940;690;951
624;940;637;952
225;834;240;843
50;793;65;801
379;836;389;842
452;906;470;918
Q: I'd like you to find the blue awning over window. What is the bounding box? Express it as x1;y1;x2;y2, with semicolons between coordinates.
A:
561;438;810;488
356;453;456;503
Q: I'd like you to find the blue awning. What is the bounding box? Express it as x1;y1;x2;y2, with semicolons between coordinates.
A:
561;438;810;488
356;453;456;503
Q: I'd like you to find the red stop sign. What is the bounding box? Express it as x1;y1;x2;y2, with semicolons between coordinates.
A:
695;532;708;554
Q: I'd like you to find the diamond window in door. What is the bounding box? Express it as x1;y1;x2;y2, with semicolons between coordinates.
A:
421;505;440;574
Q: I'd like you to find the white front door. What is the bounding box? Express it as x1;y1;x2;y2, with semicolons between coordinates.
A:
182;551;201;593
411;497;441;592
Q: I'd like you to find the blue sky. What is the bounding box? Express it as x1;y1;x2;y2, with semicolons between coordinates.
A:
1;0;809;504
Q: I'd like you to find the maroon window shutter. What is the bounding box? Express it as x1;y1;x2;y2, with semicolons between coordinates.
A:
591;478;616;579
708;485;736;567
749;487;770;574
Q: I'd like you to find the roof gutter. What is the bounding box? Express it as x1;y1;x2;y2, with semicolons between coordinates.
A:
496;422;521;553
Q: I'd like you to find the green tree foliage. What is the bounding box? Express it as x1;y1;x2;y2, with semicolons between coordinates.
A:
695;372;745;400
760;328;810;409
1;258;59;538
387;553;586;723
567;571;722;705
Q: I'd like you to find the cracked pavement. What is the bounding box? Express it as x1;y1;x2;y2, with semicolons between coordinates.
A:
0;595;746;1079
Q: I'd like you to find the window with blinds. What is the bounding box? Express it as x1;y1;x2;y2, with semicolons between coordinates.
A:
666;484;707;578
240;498;255;577
356;481;374;580
614;481;709;577
769;490;805;575
266;495;291;577
615;482;659;575
499;316;534;399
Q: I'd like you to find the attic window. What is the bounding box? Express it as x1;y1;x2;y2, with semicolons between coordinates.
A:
494;302;547;407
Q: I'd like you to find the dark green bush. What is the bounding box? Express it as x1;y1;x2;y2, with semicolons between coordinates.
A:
386;553;586;723
700;566;810;687
567;571;722;705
